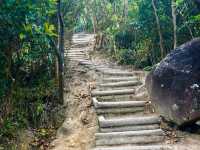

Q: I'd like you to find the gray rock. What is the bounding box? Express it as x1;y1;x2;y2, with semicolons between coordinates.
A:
146;38;200;125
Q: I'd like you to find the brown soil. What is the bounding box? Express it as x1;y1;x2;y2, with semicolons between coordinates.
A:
50;60;98;150
173;131;200;150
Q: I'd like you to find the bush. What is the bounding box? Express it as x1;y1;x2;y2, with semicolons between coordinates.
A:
116;49;136;65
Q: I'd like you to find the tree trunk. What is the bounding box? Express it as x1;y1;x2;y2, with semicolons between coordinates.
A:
86;0;98;34
124;0;128;22
1;48;14;122
55;57;59;81
179;6;194;39
171;0;177;49
152;0;165;59
57;0;64;104
92;15;97;34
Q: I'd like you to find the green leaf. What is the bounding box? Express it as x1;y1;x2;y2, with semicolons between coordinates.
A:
19;33;25;40
44;22;57;37
23;24;32;32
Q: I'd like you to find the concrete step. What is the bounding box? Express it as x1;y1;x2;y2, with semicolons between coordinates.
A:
102;70;145;76
95;68;112;72
95;129;164;139
79;61;93;65
67;52;84;54
98;116;160;128
96;107;144;114
67;53;85;55
99;81;142;88
100;124;160;133
67;54;87;57
67;50;84;52
92;145;172;150
94;65;120;69
67;55;86;57
70;56;87;59
91;89;135;97
96;135;164;146
68;57;87;59
67;53;84;55
93;98;146;108
102;71;134;76
97;94;147;102
93;98;147;115
102;77;138;82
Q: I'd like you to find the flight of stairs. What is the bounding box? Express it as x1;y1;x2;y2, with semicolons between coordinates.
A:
67;33;173;150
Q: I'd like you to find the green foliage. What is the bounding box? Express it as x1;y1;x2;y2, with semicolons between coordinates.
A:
0;52;8;98
0;0;80;146
1;0;200;146
115;49;136;65
80;0;200;68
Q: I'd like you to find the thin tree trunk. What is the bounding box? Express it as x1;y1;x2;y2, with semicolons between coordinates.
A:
55;57;59;81
171;0;177;49
152;0;165;59
86;0;97;34
179;13;194;39
186;24;194;39
2;48;13;121
124;0;128;22
57;0;64;104
92;15;97;34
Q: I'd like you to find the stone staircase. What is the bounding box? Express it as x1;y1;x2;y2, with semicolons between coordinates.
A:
67;33;173;150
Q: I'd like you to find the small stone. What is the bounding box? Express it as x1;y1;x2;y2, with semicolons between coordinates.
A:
172;104;179;111
196;120;200;126
190;84;199;89
80;111;89;125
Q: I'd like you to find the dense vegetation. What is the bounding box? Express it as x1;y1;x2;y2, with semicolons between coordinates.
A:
77;0;200;70
0;0;82;148
0;0;200;148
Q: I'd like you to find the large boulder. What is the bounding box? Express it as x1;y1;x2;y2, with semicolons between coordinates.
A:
146;38;200;125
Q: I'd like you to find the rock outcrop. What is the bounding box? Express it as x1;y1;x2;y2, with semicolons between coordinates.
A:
146;38;200;125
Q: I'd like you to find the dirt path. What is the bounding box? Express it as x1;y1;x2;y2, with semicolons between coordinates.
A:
50;33;200;150
50;34;97;150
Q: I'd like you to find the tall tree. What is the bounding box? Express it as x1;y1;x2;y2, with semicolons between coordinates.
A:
57;0;65;104
171;0;177;49
152;0;165;58
124;0;129;22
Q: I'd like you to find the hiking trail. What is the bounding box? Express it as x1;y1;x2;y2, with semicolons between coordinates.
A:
51;33;200;150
